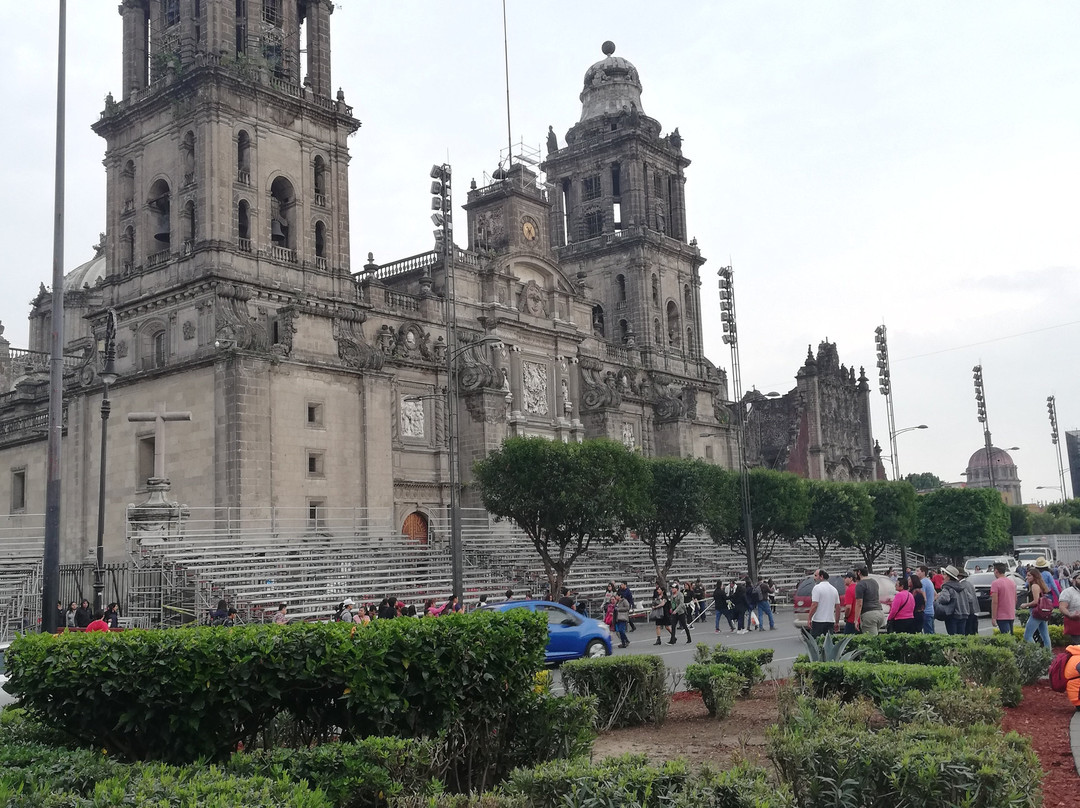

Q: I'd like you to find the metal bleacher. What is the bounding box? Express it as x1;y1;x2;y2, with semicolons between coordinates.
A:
0;514;45;641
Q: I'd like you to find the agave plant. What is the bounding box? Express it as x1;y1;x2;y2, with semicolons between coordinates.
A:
799;627;863;662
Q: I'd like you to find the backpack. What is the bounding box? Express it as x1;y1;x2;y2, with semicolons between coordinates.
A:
1049;652;1069;693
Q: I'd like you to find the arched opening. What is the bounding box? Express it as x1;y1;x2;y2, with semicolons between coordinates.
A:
651;274;659;306
123;225;135;271
666;301;681;347
684;284;692;315
269;176;295;254
402;511;429;545
237;131;252;185
141;323;168;370
183;200;196;252
591;305;605;337
148;178;171;252
181;131;196;184
313;155;327;206
653;318;662;346
619;319;629;343
314;220;327;267
686;327;694;355
616;273;627;303
237;199;251;251
122;161;135;211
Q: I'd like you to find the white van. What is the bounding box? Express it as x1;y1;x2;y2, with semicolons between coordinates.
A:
963;555;1018;575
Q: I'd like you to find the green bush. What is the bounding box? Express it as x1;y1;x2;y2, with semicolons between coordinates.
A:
5;613;547;765
500;754;794;808
945;644;1023;707
793;661;962;702
1012;640;1054;685
843;633;1001;666
692;645;774;693
878;685;1004;728
560;656;668;730
769;720;1041;808
684;663;743;718
1012;624;1069;647
1017;608;1063;626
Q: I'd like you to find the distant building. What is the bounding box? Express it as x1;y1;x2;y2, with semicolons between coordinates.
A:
1067;430;1079;500
743;341;884;482
963;446;1022;505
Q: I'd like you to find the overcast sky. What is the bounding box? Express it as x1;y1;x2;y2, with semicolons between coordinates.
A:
2;2;1077;502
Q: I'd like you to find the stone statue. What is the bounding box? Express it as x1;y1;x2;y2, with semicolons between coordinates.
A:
546;125;558;154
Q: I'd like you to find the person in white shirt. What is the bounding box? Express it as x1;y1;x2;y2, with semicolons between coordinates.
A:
807;568;841;638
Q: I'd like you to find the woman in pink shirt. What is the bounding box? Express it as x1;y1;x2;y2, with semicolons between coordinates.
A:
887;576;919;634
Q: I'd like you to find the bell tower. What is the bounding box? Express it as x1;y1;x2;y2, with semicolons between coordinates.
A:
542;42;706;376
95;0;359;304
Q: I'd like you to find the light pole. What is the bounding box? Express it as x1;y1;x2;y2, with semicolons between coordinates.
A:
718;265;757;584
1047;396;1069;500
430;162;462;601
972;365;996;491
93;309;119;613
874;324;907;479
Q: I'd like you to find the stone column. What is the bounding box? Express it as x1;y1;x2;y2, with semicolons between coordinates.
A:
121;0;149;98
508;345;523;420
305;0;333;97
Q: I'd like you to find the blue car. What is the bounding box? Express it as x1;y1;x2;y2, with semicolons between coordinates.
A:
491;600;612;663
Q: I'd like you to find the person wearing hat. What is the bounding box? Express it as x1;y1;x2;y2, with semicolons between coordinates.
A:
335;598;356;622
1059;570;1080;646
934;565;977;635
852;564;886;635
1033;557;1062;606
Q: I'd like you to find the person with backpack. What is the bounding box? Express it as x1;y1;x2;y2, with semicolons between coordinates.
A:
335;598;357;622
1049;642;1080;710
1033;557;1061;607
1059;570;1080;646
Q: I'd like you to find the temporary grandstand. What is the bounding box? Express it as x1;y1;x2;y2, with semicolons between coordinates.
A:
0;506;913;638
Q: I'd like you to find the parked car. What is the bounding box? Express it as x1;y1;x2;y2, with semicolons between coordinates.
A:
963;555;1018;576
967;571;1027;614
0;641;14;708
792;573;896;629
490;600;612;663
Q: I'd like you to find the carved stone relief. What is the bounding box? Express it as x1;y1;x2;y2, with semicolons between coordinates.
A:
400;397;425;439
215;284;269;351
522;360;549;415
621;422;636;450
456;337;501;392
579;356;621;412
333;308;384;370
182;321;195;340
517;280;547;317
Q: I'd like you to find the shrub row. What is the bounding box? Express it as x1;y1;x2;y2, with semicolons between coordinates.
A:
1011;624;1070;647
560;655;667;730
945;643;1023;707
878;686;1004;728
793;660;962;702
692;645;774;693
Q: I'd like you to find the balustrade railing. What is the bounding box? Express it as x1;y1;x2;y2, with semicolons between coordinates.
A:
270;245;296;263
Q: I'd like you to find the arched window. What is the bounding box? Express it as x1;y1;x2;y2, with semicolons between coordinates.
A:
141;323;168;370
651;274;659;305
236;130;251;184
684;284;692;315
123;225;135;271
686;327;694;355
148;178;171;251
183;200;196;252
619;319;629;343
181;131;196;184
238;199;251;251
666;301;681;347
653;318;662;346
616;273;627;303
314;220;327;268
122;161;135;211
269;176;295;255
313;155;327;206
591;305;605;337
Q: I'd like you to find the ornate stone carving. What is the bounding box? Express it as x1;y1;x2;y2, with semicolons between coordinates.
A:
333;308;384;370
517;280;547;317
474;210;504;247
579;356;621;412
215;284;269;350
271;307;297;357
392;322;432;360
116;339;129;359
651;373;686;421
400;397;425;439
182;320;195;340
522;360;549;415
621;422;636;450
456;336;501;392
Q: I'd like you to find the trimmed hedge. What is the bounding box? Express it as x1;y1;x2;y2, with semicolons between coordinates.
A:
692;645;774;693
5;613;547;768
878;685;1004;728
793;661;962;702
500;754;795;808
769;719;1041;808
844;632;1013;666
684;663;744;718
560;655;668;729
946;644;1023;707
1012;624;1069;647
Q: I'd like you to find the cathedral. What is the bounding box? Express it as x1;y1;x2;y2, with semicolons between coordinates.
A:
0;2;738;567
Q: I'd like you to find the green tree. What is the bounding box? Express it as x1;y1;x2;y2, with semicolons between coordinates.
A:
1028;509;1080;535
705;468;808;575
857;480;918;573
1008;504;1031;537
801;480;874;565
904;471;944;492
914;487;1011;564
633;457;714;588
473;437;649;597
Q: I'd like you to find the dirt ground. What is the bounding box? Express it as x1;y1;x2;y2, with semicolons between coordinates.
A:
589;681;781;769
590;678;1080;806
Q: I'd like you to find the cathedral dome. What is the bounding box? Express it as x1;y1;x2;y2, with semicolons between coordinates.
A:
63;252;106;291
579;41;645;123
967;446;1015;468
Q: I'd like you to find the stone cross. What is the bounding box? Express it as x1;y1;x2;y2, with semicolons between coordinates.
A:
128;402;192;481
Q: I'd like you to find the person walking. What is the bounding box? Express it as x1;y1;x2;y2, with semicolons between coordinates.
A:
807;569;840;637
618;582;636;632
667;583;693;644
1022;567;1052;647
273;603;289;624
650;584;669;646
852;564;886;635
744;574;761;629
731;578;748;633
64;601;78;630
935;566;974;636
102;602;121;629
886;575;918;633
916;565;936;634
74;599;93;629
840;571;858;634
614;592;631;648
713;579;734;632
990;562;1017;636
755;578;775;630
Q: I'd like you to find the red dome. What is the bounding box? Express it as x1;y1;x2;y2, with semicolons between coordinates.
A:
967;447;1015;468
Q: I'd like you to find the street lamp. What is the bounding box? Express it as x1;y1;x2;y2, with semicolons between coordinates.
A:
1047;396;1069;500
93;309;119;613
892;424;928;439
718;265;757;583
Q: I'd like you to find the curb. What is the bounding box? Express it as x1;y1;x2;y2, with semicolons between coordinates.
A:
1072;710;1080;778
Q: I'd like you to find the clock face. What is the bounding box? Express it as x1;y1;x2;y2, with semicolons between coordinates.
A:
522;219;538;241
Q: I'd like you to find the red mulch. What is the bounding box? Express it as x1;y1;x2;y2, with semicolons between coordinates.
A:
1002;679;1079;807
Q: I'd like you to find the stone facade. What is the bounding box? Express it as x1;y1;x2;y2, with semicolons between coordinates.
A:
744;341;883;482
0;7;736;563
964;446;1022;505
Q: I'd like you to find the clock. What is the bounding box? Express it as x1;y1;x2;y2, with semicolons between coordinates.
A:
521;218;538;242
